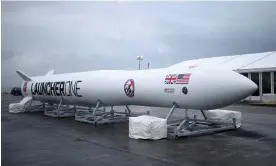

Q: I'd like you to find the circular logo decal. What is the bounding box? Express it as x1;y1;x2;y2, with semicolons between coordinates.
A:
182;87;188;94
124;79;135;98
23;82;27;93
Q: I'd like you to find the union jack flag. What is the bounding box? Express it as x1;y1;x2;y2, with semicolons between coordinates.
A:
164;74;177;84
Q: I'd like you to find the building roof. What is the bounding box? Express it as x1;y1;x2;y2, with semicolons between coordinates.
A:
168;51;276;72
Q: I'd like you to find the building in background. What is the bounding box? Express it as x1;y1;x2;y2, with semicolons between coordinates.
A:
168;51;276;102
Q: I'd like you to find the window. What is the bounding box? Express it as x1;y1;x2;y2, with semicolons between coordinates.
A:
251;73;259;96
241;73;248;78
262;72;271;94
274;72;276;94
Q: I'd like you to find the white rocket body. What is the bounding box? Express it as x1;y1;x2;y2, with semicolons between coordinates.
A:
18;67;257;110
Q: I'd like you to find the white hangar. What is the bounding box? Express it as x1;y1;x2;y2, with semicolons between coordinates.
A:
168;51;276;102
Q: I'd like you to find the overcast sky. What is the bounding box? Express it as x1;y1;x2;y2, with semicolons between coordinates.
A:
2;1;276;91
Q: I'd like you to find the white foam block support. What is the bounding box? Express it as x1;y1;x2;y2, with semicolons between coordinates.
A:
205;109;242;128
129;115;167;140
9;96;32;113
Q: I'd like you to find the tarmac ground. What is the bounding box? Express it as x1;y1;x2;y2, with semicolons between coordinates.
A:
2;94;276;166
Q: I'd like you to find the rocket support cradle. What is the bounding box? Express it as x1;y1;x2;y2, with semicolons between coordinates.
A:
17;97;238;140
21;96;150;125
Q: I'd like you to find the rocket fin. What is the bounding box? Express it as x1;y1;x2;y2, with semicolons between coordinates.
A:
45;70;55;76
16;70;32;81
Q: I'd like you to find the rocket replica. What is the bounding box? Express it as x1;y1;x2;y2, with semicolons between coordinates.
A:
16;66;257;110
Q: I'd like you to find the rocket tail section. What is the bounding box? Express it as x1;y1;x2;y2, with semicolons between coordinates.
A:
16;70;32;81
45;70;54;76
16;70;33;97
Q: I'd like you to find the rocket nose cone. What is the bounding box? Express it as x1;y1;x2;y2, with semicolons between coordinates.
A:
186;69;258;109
247;78;258;93
240;74;258;96
225;71;258;101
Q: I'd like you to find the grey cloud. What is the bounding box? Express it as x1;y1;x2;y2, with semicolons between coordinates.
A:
1;50;15;60
2;1;276;92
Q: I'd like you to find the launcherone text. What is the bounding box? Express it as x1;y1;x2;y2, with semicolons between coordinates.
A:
31;80;82;97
